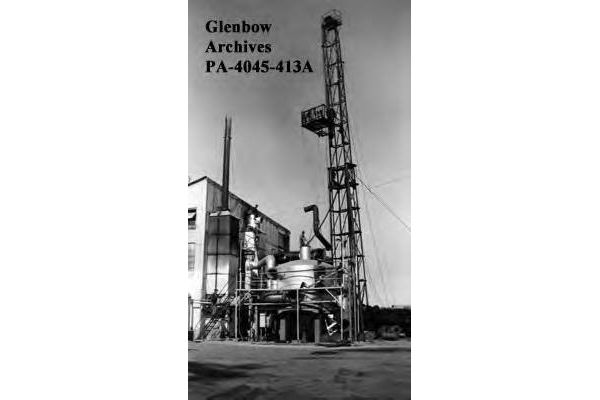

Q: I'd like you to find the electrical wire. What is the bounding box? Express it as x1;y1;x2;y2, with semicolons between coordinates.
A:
363;190;393;306
345;107;410;234
357;176;411;234
372;177;404;188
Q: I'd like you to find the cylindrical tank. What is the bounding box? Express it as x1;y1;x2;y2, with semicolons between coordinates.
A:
299;246;311;261
276;259;317;290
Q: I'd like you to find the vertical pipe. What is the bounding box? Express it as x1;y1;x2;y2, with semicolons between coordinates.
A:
279;316;286;342
348;282;353;342
221;116;231;211
195;303;203;341
248;297;252;341
296;289;300;342
314;318;321;344
339;294;343;341
254;306;259;342
234;297;238;339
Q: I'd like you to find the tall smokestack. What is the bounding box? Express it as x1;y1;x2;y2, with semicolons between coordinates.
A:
221;116;232;211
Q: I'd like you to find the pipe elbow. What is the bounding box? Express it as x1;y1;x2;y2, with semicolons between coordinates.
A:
264;255;277;278
304;204;332;251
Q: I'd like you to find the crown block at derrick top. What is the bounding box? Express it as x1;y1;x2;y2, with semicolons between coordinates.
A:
321;10;342;30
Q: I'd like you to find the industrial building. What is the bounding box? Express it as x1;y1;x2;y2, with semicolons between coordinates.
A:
188;175;291;338
189;11;372;344
188;172;343;343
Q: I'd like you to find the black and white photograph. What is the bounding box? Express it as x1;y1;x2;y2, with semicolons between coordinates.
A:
7;1;600;399
188;0;410;398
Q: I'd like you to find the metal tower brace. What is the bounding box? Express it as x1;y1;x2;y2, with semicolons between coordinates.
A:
303;11;369;341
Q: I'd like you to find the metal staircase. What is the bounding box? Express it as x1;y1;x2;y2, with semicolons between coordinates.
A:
201;295;233;340
200;292;251;340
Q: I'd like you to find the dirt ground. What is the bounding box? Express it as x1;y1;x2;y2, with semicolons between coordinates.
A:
188;339;410;400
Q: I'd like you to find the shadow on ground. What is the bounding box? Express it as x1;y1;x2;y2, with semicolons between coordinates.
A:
188;342;410;400
311;346;411;356
188;362;265;381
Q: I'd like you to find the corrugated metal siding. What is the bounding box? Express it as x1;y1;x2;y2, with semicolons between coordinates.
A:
188;176;291;302
188;179;207;301
205;179;290;259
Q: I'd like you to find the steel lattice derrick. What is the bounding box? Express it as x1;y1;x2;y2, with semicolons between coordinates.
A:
301;10;368;342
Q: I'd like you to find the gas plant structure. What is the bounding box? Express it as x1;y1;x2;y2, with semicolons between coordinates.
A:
192;11;369;343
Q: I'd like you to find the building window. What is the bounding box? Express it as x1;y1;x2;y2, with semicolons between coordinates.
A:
188;209;197;229
188;243;195;271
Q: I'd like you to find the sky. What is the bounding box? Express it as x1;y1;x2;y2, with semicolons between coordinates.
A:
189;0;410;306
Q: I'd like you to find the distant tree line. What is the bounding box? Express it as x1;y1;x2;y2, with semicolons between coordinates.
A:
363;305;411;339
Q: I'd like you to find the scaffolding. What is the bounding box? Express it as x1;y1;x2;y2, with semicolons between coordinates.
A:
233;286;344;343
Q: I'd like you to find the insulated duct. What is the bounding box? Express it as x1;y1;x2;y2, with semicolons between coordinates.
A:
303;204;331;250
250;254;277;278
